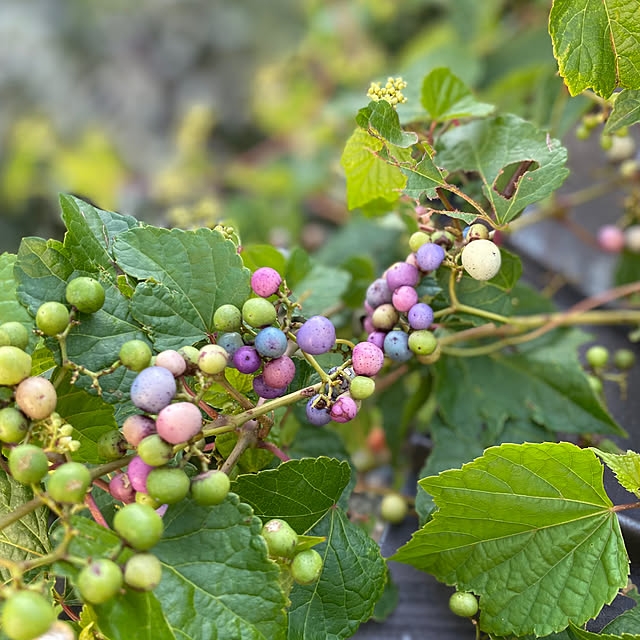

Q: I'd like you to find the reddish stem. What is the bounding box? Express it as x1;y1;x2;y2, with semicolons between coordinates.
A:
61;603;80;622
257;441;291;463
181;377;218;419
92;478;110;493
85;493;109;529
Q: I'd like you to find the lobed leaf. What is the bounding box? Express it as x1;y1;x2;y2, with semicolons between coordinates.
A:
392;442;629;637
400;151;447;201
592;448;640;498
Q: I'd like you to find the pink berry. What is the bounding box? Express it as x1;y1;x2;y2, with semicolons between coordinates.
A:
156;402;203;445
154;350;187;377
263;356;296;388
392;286;418;313
364;301;374;315
330;396;358;423
122;414;156;447
352;342;385;377
386;262;419;291
110;472;136;503
251;268;282;298
597;225;625;253
363;316;375;334
127;456;154;493
405;253;419;268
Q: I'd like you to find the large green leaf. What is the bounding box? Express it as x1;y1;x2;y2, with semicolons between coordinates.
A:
113;227;251;351
0;471;51;582
154;494;287;640
60;194;140;276
593;448;640;498
356;100;418;148
232;457;351;534
436;114;569;224
421;68;494;121
54;373;119;464
435;329;623;437
287;506;386;640
604;89;640;133
340;128;411;210
292;263;351;317
549;0;640;98
392;442;629;637
601;588;640;635
400;151;447;201
0;253;35;351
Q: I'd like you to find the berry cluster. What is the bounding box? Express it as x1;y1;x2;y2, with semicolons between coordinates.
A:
597;224;640;254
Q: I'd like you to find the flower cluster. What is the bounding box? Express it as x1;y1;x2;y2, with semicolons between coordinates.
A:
367;76;408;105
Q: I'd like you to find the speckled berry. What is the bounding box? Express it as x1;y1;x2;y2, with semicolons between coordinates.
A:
416;243;446;271
296;316;336;355
122;414;156;447
233;346;262;374
392;285;418;313
386;262;419;291
251;267;282;298
263;355;296;388
372;304;398;331
383;331;412;362
330;395;358;423
253;374;287;399
352;342;384;377
408;303;434;330
156;402;202;445
255;327;288;358
365;278;392;308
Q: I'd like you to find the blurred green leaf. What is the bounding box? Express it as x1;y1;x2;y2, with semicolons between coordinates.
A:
285;248;311;289
241;244;287;274
292;263;350;316
605;89;640;133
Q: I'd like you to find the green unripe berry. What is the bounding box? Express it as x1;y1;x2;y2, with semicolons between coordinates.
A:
586;345;609;368
137;434;173;467
0;346;32;385
191;470;230;506
0;407;29;443
114;503;164;551
349;376;375;400
198;344;228;375
449;591;479;617
614;348;636;370
124;553;163;591
48;462;91;503
36;302;70;336
380;493;408;524
9;445;49;485
588;374;603;395
65;277;105;314
213;304;242;332
0;329;10;346
261;518;298;558
97;430;128;460
1;590;56;640
600;134;613;150
77;558;123;605
136;492;162;509
179;345;199;365
242;298;277;328
408;330;437;355
119;340;152;372
582;113;601;129
291;549;323;585
575;124;590;140
146;467;190;504
408;231;430;253
0;322;29;350
466;224;489;242
416;342;441;365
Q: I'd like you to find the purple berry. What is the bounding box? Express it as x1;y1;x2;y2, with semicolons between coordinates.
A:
233;346;262;374
296;316;336;355
408;303;434;330
154;350;187;377
130;367;177;413
263;355;296;388
127;456;154;493
392;285;418;313
253;374;287;399
416;243;445;272
122;414;156;446
251;267;282;298
330;396;358;423
383;331;413;362
365;279;392;308
367;331;386;350
386;262;419;291
255;327;288;358
364;301;374;314
363;316;375;334
110;472;136;503
352;342;384;377
217;332;244;360
156;402;203;445
306;395;331;426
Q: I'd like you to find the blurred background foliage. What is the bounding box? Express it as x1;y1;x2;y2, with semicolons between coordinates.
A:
0;0;582;256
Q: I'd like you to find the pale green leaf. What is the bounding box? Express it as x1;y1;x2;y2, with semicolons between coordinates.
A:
356;100;418;148
436;114;569;224
288;506;386;640
421;67;494;121
114;227;251;351
605;89;640;133
154;494;287;640
549;0;640;98
400;152;447;201
392;442;629;637
232;457;351;534
593;448;640;498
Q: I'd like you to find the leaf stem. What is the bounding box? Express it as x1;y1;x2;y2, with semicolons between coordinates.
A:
257;441;291;462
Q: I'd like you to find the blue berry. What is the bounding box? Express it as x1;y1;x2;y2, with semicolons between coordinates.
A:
255;327;288;358
296;316;336;355
306;395;331;426
407;303;434;330
130;367;177;413
416;243;445;272
383;331;412;362
217;332;244;359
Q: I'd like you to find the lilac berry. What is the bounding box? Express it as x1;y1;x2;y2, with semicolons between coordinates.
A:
110;472;136;503
386;262;419;291
130;367;177;413
352;342;385;377
156;402;203;445
127;456;154;493
233;346;262;374
255;327;288;358
296;316;336;355
253;374;287;399
416;243;446;271
367;331;386;350
392;285;418;313
306;395;331;426
408;303;434;330
330;395;358;423
365;278;392;308
251;267;282;298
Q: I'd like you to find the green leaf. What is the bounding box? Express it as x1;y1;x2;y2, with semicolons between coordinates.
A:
605;89;640;133
435;329;623;438
392;442;629;637
60;194;140;276
292;263;351;317
215;432;274;473
592;448;640;498
400;152;447;201
0;471;51;582
489;248;522;291
288;506;386;640
549;0;640;98
154;495;287;640
287;422;350;462
232;457;351;534
0;253;35;351
436;114;569;224
421;68;494;121
285;247;311;289
29;343;56;376
615;249;640;286
356;100;418;148
601;588;640;635
341;128;410;210
54;373;118;464
339;255;374;308
567;621;640;639
114;226;251;351
241;244;287;275
370;572;399;622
